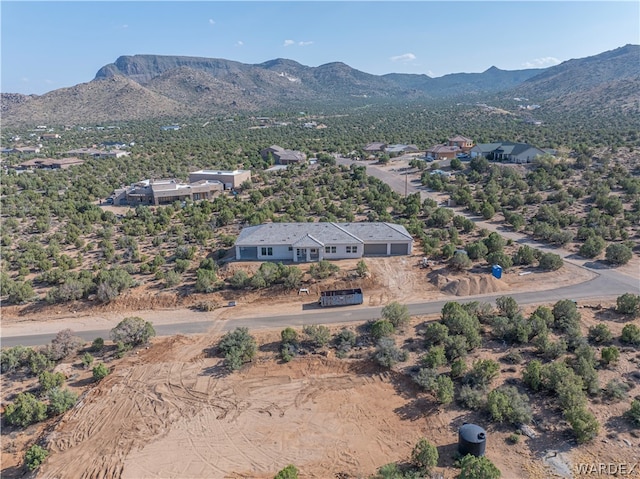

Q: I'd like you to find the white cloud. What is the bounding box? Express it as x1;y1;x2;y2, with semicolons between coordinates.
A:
283;39;295;47
21;77;29;83
427;70;435;77
208;19;216;25
390;53;417;63
236;40;244;47
44;79;53;84
298;41;313;47
522;56;560;68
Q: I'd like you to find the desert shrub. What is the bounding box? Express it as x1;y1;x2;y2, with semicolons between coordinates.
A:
458;385;486;410
274;464;299;479
46;329;84;361
464;359;500;389
38;371;65;393
564;407;599;444
81;352;94;369
195;268;219;292
486;251;513;269
303;324;331;348
280;343;296;363
552;299;581;333
512;245;537;266
486;386;532;425
435;375;455;404
4;392;47;427
534;336;567;360
228;270;249;289
441;304;481;349
457;454;501;479
445;335;469;361
538;253;563;271
47;387;78;415
600;346;620;366
603;379;630;402
27;351;54;376
374;463;403;479
333;328;356;354
280;327;298;346
605;243;633;265
483;232;506;254
496;296;519;319
450;251;472;270
164;270;181;288
24;444;48;471
414;367;437;391
621;324;640;346
411;438;438;472
530;306;554;327
587;324;612;344
421;345;447;369
308;260;339;279
374;337;408;368
356;260;369;277
625;400;640;428
466;241;488;260
218;327;257;371
523;360;544;391
90;337;104;352
381;301;411;329
370;319;395;340
94;268;133;302
92;363;109;381
616;293;640;317
579;236;606;258
110;317;155;347
423;322;449;347
451;358;467;378
1;346;33;374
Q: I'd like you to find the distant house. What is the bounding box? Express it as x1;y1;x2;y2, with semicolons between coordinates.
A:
65;148;130;159
9;146;41;155
161;125;180;131
188;169;252;190
385;144;420;155
17;157;84;170
470;142;546;164
115;178;224;206
40;133;60;140
447;135;474;151
100;141;128;149
363;142;387;153
235;222;413;262
425;144;461;161
260;145;306;165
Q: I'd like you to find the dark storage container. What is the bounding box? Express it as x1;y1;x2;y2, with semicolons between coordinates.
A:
458;423;487;457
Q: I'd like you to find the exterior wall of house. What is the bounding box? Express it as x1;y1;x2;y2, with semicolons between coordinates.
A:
188;170;252;189
511;148;542;163
255;245;292;261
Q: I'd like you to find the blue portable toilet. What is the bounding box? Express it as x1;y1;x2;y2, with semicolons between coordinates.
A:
492;264;502;279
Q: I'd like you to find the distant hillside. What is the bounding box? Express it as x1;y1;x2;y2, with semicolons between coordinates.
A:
2;45;638;126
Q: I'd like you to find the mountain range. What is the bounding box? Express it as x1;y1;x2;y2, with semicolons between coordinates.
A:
2;44;638;126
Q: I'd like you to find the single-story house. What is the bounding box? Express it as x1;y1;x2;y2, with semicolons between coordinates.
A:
16;157;84;170
40;133;61;140
235;222;413;262
65;148;130;159
363;142;387;153
470;142;546;163
188;169;252;190
118;178;224;206
425;144;461;161
260;145;307;165
161;125;180;131
385;144;420;155
8;146;41;155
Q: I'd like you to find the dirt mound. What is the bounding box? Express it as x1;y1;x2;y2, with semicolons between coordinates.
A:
440;273;509;296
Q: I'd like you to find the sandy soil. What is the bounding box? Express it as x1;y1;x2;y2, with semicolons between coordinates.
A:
2;303;636;479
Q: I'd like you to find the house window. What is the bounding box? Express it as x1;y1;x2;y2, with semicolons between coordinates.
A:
261;247;273;256
288;246;293;251
325;246;336;253
346;246;358;253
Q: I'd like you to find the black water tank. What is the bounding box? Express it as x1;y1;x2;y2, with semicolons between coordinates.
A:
458;423;487;457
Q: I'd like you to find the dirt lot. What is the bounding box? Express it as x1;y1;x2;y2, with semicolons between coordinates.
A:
2;302;639;479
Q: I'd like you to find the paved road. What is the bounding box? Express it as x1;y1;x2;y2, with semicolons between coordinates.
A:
2;159;637;348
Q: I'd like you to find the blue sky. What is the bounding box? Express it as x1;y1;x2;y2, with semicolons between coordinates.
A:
2;1;638;95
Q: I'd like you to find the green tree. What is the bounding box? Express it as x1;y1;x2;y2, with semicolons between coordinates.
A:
451;251;472;270
605;243;633;265
195;267;219;292
218;327;257;371
411;438;438;472
486;386;532;425
621;324;640;346
601;346;620;366
303;324;331;347
47;387;78;415
92;363;110;382
24;444;49;471
616;293;640;317
422;345;447;369
274;464;299;479
496;296;519;319
538;252;563;271
371;319;395;340
435;375;455;404
587;324;612;344
38;371;65;393
81;352;94;369
4;392;47;427
624;400;640;428
281;327;298;346
356;260;369;277
579;236;606;259
381;301;410;328
552;299;581;333
564;407;599;444
110;317;156;347
423;322;449;347
457;454;501;479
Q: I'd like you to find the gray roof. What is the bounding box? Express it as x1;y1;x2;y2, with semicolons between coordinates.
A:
235;222;412;247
